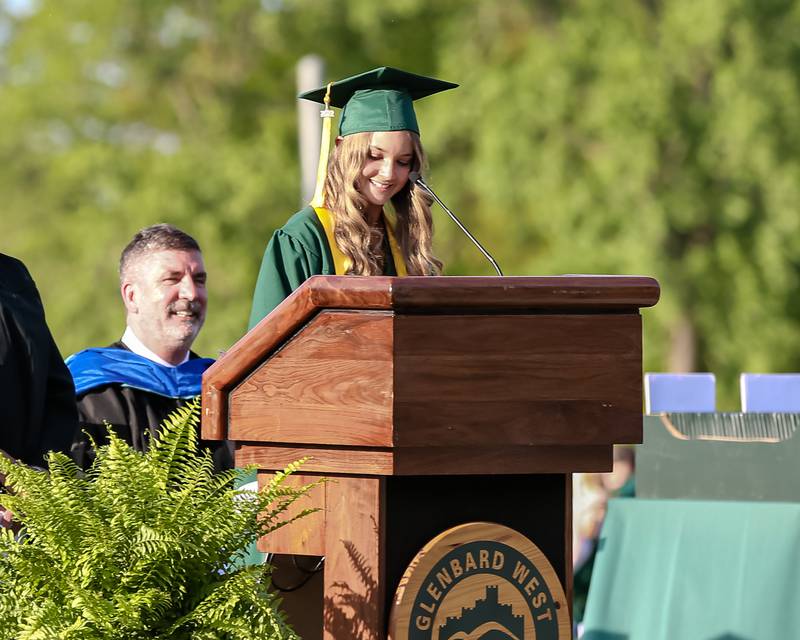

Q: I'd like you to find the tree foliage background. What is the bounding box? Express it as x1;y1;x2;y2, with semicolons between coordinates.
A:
2;0;800;407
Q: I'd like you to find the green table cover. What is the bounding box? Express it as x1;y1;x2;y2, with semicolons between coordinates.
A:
583;498;800;639
637;415;800;502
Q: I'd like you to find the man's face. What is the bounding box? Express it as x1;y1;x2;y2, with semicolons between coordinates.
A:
123;249;207;356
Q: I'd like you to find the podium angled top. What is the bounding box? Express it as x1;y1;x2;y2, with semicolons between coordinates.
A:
202;275;658;472
253;274;659;313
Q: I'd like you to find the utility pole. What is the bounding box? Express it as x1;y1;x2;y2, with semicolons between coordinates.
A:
296;55;325;206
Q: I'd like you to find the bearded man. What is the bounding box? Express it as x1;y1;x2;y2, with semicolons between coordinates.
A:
68;224;231;470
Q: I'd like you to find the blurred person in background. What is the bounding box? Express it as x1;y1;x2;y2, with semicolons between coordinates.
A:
572;472;608;627
572;446;636;635
601;444;635;498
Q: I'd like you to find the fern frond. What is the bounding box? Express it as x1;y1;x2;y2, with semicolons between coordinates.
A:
147;400;200;490
0;402;317;638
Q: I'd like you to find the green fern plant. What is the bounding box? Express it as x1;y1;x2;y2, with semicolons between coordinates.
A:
0;401;316;639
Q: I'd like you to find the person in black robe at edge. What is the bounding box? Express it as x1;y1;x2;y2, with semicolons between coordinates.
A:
67;224;232;472
0;253;78;527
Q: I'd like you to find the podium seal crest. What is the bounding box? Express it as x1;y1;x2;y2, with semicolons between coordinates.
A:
389;522;570;640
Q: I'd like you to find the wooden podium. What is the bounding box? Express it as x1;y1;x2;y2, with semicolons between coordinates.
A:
201;275;659;639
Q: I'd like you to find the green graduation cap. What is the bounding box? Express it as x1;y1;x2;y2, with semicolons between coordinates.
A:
299;66;458;137
302;66;457;207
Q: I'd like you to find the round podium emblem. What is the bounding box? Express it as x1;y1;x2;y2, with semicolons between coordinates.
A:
388;522;570;640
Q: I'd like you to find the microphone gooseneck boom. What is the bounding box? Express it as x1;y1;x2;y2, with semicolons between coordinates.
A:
409;172;503;277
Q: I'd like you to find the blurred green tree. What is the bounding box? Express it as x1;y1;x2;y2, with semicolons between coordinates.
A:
2;0;799;407
426;0;800;407
0;0;301;355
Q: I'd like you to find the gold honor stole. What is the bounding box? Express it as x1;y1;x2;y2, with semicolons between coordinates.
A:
313;206;408;276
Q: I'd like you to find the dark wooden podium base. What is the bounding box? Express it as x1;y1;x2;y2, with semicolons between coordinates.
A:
263;473;572;639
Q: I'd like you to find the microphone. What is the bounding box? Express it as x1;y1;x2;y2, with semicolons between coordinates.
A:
409;171;503;276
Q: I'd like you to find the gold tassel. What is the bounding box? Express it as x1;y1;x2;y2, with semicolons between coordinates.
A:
310;83;334;208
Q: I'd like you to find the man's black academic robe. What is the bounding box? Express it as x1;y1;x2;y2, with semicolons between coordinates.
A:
71;342;233;471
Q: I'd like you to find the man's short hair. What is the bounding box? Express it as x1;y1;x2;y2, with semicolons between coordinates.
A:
119;224;201;282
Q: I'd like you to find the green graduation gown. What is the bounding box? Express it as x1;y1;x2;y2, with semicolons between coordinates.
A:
248;206;398;329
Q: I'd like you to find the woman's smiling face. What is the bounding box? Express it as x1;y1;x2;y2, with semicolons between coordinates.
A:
357;130;414;218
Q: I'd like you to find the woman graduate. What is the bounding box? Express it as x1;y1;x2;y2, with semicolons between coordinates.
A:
248;66;457;328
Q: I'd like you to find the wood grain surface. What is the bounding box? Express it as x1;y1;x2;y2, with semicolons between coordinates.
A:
393;314;643;447
257;475;388;639
238;444;395;476
387;275;660;311
307;275;660;312
237;444;612;475
201;283;318;440
224;311;642;456
202;276;658;441
229;311;394;446
390;445;613;475
323;476;386;640
256;471;326;556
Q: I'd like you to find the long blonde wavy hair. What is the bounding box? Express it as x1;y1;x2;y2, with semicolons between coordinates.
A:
323;131;443;276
